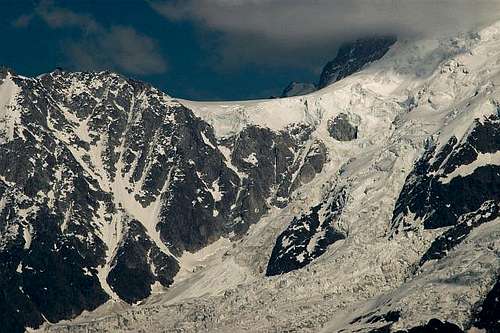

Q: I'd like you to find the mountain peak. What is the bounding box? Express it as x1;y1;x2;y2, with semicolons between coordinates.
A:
318;35;397;88
0;65;15;79
277;36;397;98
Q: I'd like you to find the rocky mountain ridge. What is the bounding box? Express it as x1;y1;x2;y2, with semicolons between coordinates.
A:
0;66;330;332
280;36;397;97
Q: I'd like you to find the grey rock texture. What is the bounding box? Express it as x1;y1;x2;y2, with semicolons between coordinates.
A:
327;113;359;141
318;36;397;89
266;187;347;276
293;140;328;187
106;218;179;303
278;36;396;97
227;123;322;225
391;115;500;233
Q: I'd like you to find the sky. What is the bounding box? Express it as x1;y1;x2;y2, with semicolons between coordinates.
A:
1;0;500;101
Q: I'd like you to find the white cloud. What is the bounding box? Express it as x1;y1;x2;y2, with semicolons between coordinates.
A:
151;0;500;68
152;0;500;40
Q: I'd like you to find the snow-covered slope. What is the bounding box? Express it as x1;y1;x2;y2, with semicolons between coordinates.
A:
281;82;317;98
1;20;499;333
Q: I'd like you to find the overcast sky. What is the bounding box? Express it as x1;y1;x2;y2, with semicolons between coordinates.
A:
153;0;500;74
2;0;500;100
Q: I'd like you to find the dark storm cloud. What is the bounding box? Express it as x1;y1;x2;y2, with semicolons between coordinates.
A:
13;1;167;75
151;0;500;68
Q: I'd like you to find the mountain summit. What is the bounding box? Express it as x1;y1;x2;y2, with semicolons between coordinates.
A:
279;36;397;97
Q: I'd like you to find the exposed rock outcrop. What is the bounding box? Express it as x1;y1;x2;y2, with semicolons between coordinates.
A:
327;113;359;141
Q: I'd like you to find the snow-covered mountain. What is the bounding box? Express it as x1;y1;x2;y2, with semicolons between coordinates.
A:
279;36;397;98
281;82;317;98
317;36;397;89
1;19;499;333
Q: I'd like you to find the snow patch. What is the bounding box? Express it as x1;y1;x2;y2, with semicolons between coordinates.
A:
242;152;258;166
0;73;22;143
441;151;500;184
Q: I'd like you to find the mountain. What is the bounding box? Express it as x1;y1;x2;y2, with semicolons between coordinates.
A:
0;67;326;332
278;36;397;98
317;36;397;89
281;82;317;98
1;20;500;333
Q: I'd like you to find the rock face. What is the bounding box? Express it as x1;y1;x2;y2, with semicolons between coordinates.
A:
327;113;359;141
266;187;347;276
471;277;500;333
278;36;396;97
106;218;179;304
391;115;500;235
395;318;465;333
318;36;397;89
293;140;328;185
419;201;499;267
